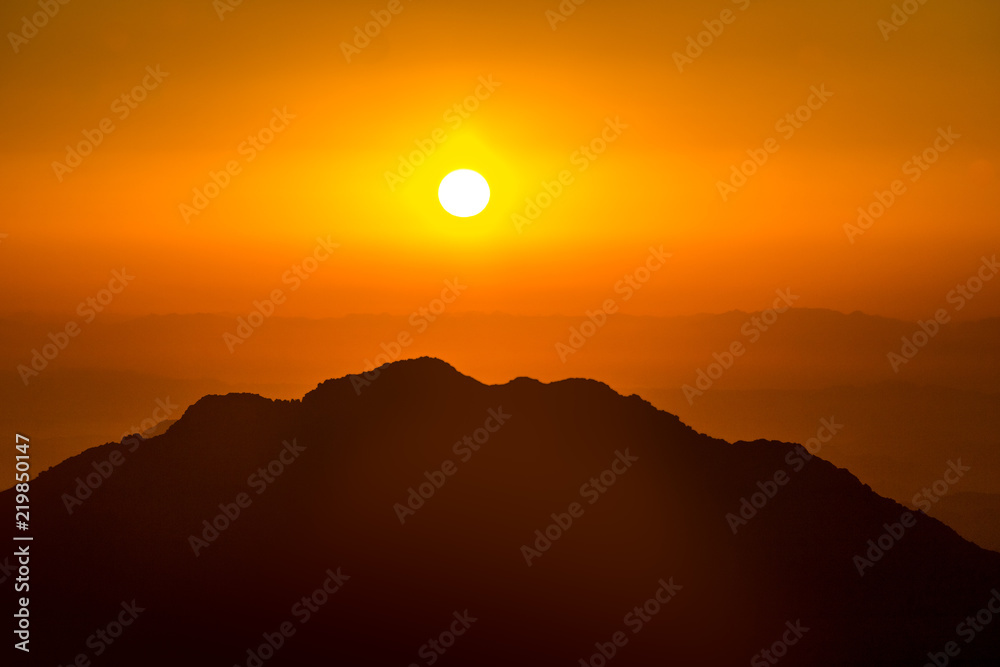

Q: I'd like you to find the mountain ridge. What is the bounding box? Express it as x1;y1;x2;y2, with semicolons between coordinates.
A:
7;358;998;665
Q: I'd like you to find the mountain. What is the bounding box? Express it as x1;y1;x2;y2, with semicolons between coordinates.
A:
5;358;999;665
4;311;999;490
641;382;1000;495
141;418;178;438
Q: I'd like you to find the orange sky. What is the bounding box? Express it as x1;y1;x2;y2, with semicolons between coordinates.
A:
1;0;998;321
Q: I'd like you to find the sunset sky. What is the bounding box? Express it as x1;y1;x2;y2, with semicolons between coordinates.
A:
1;0;998;321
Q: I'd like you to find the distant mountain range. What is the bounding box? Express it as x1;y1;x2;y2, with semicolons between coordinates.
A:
6;358;998;665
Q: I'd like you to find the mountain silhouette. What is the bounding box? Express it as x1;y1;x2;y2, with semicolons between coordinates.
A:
6;358;999;666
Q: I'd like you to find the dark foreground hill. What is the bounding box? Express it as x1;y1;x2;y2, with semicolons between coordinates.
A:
5;358;999;666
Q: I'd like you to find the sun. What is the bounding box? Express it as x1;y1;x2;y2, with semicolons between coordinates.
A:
438;169;490;217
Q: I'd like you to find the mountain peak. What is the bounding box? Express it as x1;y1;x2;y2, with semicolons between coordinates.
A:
303;356;481;407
